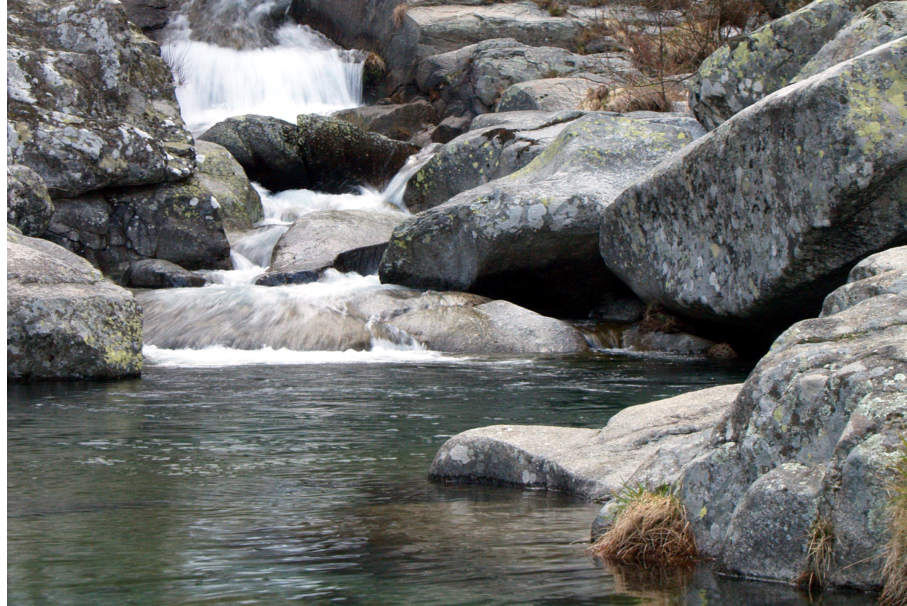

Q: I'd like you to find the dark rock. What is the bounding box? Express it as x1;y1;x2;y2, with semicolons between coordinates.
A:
430;115;471;144
333;243;389;275
332;100;438;141
123;258;206;288
254;269;321;286
621;326;718;356
120;0;173;31
7;230;143;381
601;38;907;333
46;175;232;281
381;113;705;317
7;164;54;236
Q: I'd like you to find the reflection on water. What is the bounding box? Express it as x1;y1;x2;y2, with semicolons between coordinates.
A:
7;356;872;604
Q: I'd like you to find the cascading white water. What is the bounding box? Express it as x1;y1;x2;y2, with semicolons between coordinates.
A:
162;6;363;132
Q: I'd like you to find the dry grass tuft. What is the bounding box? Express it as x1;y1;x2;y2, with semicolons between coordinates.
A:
393;3;408;28
590;485;697;567
881;438;907;606
796;516;835;594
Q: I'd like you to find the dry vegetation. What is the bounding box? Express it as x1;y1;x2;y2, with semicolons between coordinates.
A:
590;485;698;568
881;438;907;606
796;516;835;595
393;3;408;28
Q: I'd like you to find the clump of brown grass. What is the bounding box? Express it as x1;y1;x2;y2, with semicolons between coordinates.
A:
590;485;698;567
535;0;568;16
581;83;675;112
881;438;907;606
796;516;835;595
393;3;408;28
638;303;685;334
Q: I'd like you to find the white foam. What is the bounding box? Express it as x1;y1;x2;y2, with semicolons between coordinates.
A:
143;344;464;367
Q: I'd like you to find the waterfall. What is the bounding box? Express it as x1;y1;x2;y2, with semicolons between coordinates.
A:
161;2;363;132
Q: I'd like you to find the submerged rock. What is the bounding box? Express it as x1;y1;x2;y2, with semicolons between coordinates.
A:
139;277;588;354
403;110;587;213
429;384;742;497
195;141;263;231
381;112;704;317
678;245;907;589
7;231;143;381
602;38;907;333
200;114;419;193
688;0;898;129
7;164;54;237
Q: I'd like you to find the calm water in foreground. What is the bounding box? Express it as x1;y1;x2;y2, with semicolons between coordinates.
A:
8;354;875;604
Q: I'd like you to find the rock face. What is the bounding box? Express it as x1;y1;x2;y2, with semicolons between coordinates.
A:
381;112;705;317
416;38;634;117
140;279;589;354
601;38;907;334
7;165;54;237
258;210;408;284
195;141;263;231
45;175;232;281
7;0;195;198
403;110;586;213
332;100;438;141
7;231;143;381
677;245;907;589
688;0;899;129
429;384;743;497
496;77;601;112
200;114;419;193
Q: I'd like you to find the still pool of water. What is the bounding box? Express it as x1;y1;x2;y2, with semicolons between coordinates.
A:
7;355;875;604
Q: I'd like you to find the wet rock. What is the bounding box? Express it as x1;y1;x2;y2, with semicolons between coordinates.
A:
195;141;263;231
7;231;143;381
257;210;407;285
333;243;389;275
601;39;907;333
121;0;174;31
7;165;54;237
677;245;907;589
688;0;892;129
7;0;195;198
416;38;634;117
496;77;603;112
140;277;588;354
200;114;419;193
45;175;232;281
381;112;705;317
430;115;471;144
333;100;438;142
403;110;587;213
123;258;206;288
429;384;743;497
621;326;717;356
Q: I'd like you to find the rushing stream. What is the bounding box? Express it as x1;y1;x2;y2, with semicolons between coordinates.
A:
5;2;879;604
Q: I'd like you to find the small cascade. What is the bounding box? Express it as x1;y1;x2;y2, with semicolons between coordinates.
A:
162;2;363;132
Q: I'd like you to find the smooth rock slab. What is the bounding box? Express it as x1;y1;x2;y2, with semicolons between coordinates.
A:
429;384;742;498
601;38;907;333
8;231;143;380
496;77;601;112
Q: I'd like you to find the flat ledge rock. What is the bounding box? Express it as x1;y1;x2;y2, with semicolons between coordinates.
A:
429;383;743;499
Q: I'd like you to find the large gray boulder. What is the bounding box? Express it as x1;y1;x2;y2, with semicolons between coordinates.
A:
7;165;54;237
601;38;907;333
45;175;232;281
140;279;588;354
403;110;586;213
8;231;143;381
380;112;705;317
677;245;907;589
257;209;408;285
496;77;602;112
195;141;263;231
688;0;898;129
429;384;742;497
332;100;438;142
416;38;634;117
200;114;419;193
7;0;195;198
